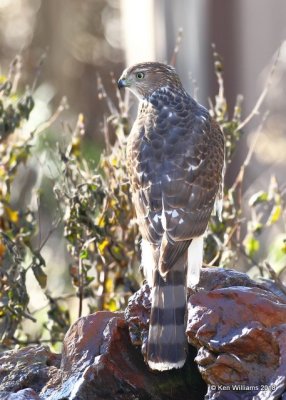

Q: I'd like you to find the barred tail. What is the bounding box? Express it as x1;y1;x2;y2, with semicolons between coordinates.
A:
147;256;187;371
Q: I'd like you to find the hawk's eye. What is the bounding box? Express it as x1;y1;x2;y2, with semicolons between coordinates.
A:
136;72;145;80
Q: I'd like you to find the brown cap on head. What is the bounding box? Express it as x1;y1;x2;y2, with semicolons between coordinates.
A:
117;62;182;99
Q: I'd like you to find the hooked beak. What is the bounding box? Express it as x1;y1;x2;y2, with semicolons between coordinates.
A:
117;78;126;90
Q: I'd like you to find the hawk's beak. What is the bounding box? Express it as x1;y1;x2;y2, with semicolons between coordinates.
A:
117;78;126;90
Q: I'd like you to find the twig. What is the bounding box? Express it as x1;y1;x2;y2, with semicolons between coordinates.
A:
31;50;48;93
8;306;37;323
97;73;118;116
204;251;220;267
211;43;227;121
231;111;269;192
98;261;108;311
188;71;199;101
238;244;264;273
244;111;269;167
236;42;283;132
278;264;286;280
205;222;239;267
103;114;111;154
30;96;68;139
212;44;225;104
170;28;183;67
37;195;42;251
9;55;22;94
78;257;83;318
21;311;37;323
38;214;62;252
31;292;76;314
264;261;286;296
111;71;127;118
12;337;62;345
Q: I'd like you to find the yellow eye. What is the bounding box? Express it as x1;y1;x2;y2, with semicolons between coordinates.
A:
136;72;145;80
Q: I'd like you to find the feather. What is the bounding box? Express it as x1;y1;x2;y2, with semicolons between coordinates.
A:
187;235;204;286
147;255;187;370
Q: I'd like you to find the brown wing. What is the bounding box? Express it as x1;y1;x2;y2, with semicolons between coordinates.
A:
159;115;224;272
127;91;224;273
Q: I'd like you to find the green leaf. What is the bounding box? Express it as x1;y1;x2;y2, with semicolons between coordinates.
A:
252;222;263;234
244;234;260;257
32;257;47;289
105;298;118;312
86;276;94;284
267;204;282;225
80;248;89;260
282;240;286;254
32;264;47;289
249;191;268;207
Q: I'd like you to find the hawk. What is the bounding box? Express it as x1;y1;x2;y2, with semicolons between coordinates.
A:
118;62;224;371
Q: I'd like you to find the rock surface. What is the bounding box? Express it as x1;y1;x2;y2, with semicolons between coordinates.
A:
187;268;286;400
0;388;41;399
0;345;60;397
41;310;205;400
126;267;286;399
1;268;286;399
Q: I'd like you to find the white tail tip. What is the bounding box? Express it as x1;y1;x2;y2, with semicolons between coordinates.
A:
148;359;186;371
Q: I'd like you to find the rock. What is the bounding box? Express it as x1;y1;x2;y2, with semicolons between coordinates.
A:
0;345;60;397
124;283;151;356
4;388;40;399
187;267;286;399
41;310;206;400
2;267;286;400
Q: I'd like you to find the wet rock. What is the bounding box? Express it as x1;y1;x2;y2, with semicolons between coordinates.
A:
187;267;286;399
124;283;151;355
192;266;286;298
0;345;60;397
41;310;205;400
0;388;40;399
2;267;286;400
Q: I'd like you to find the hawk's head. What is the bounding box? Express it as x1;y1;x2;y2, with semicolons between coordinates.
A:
118;62;182;100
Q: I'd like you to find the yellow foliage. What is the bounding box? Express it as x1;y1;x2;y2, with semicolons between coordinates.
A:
268;204;281;225
0;166;6;178
105;298;118;312
5;206;19;223
105;278;114;293
98;238;109;255
0;240;5;258
110;157;118;167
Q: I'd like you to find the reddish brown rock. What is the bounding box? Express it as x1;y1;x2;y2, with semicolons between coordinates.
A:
187;267;286;399
0;388;40;399
124;283;151;356
0;345;60;397
2;267;286;400
41;310;205;400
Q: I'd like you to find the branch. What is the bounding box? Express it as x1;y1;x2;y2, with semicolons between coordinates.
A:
264;262;286;296
30;97;68;138
236;42;284;132
170;28;183;67
231;111;269;192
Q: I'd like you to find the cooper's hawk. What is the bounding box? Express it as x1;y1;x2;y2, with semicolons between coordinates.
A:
118;62;224;371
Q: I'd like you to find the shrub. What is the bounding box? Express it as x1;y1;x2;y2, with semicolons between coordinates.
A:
0;49;285;350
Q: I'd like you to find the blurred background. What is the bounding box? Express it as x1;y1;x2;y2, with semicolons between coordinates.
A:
0;0;286;345
1;0;286;186
1;0;286;155
0;0;285;141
